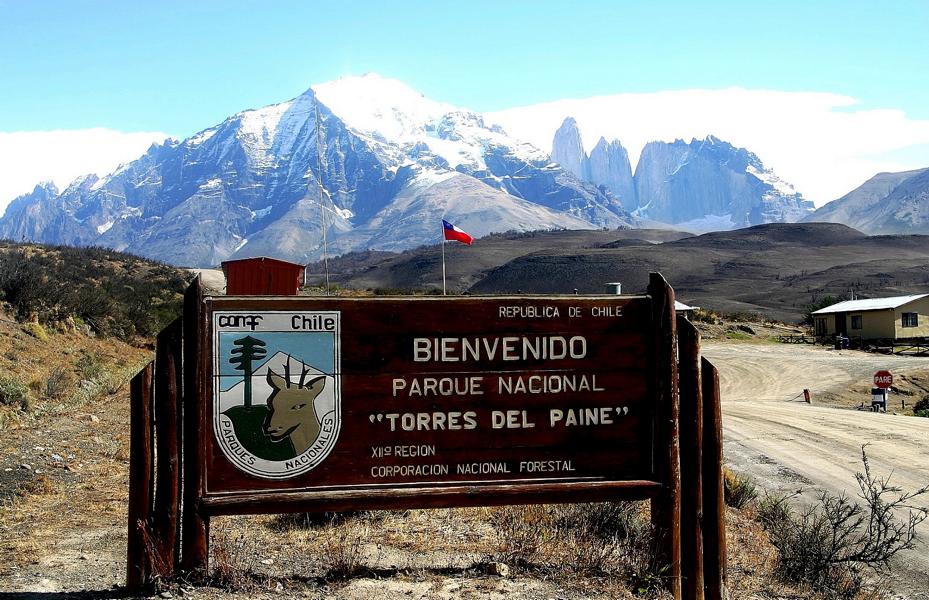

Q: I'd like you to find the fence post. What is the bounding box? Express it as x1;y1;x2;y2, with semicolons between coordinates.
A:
181;276;209;573
678;317;704;600
648;273;682;599
127;362;155;590
153;318;182;574
701;358;727;600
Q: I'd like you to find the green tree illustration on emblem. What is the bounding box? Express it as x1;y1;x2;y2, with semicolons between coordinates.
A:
229;336;267;407
222;335;296;460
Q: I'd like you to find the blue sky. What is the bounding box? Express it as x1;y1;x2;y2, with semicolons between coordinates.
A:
2;0;927;135
1;0;928;206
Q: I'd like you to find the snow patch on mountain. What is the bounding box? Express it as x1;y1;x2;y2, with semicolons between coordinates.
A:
188;128;218;146
746;164;795;195
314;74;546;171
314;74;452;141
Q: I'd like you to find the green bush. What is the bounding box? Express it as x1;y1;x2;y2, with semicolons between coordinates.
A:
0;375;31;410
75;351;105;381
725;330;752;341
22;321;49;341
802;294;850;326
913;397;929;418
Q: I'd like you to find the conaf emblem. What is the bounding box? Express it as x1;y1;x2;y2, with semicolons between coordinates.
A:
213;312;341;479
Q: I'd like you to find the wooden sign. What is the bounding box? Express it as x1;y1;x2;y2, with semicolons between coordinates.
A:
127;273;729;600
204;296;658;500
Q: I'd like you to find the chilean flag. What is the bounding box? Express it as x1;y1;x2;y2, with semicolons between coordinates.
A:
442;219;474;245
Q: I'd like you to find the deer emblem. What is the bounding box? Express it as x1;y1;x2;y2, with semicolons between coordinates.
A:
263;358;326;455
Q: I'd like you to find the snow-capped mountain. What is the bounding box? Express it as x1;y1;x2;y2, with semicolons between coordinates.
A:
549;116;812;232
0;74;627;266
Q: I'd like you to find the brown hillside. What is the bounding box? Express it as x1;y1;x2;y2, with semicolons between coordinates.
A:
312;223;929;322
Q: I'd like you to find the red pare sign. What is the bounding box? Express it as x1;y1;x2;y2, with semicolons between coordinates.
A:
874;370;893;389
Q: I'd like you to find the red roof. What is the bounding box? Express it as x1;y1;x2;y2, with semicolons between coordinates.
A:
221;256;305;270
221;256;305;296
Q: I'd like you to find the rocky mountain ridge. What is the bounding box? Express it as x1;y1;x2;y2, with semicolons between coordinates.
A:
550;118;814;231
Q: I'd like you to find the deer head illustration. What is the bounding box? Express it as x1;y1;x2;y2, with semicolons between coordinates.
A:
263;358;325;455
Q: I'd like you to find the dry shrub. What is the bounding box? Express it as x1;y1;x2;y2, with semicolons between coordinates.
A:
21;473;55;496
75;350;105;381
488;504;558;566
43;366;75;400
558;502;665;592
486;502;665;592
210;526;258;590
759;447;928;599
268;510;381;531
136;519;173;582
321;519;376;580
724;468;758;508
757;491;795;532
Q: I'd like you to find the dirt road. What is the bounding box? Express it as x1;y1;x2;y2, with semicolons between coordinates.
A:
704;342;929;596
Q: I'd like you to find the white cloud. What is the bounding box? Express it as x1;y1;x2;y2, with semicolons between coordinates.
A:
0;128;170;215
487;88;929;206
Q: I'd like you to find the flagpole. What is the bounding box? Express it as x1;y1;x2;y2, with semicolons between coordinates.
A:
315;103;331;297
441;222;447;295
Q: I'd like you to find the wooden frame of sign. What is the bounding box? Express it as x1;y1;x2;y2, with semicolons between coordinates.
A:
127;273;727;600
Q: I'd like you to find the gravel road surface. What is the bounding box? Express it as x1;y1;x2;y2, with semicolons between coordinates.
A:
704;342;929;596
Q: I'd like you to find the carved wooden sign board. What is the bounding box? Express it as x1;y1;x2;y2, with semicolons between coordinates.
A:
128;274;730;600
203;295;659;507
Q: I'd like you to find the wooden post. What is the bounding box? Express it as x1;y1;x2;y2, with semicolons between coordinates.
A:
701;358;727;600
678;317;704;600
181;276;209;573
153;318;182;574
648;273;682;599
127;362;154;591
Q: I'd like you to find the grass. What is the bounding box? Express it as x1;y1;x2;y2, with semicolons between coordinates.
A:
725;330;753;341
0;306;149;430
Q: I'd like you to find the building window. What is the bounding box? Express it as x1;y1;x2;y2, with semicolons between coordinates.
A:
815;318;826;336
902;312;919;328
851;315;862;330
